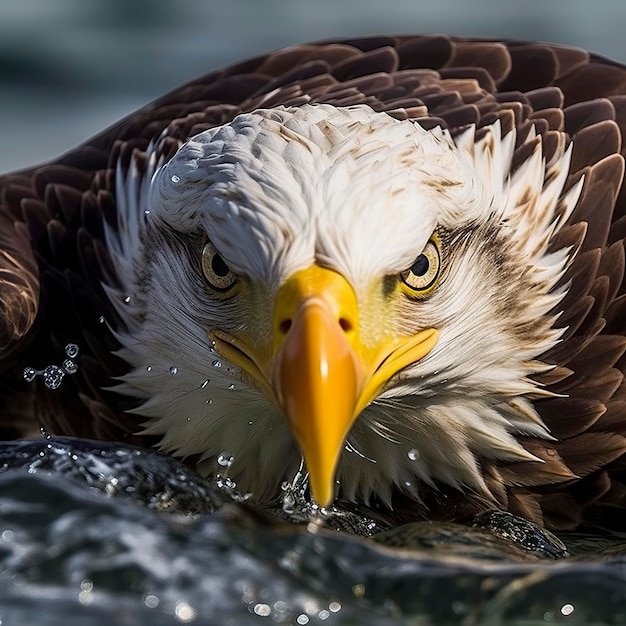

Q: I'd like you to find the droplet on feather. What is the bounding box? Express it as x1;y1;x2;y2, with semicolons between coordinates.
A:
217;452;234;467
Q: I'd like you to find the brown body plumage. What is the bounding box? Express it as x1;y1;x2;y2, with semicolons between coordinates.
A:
2;35;626;530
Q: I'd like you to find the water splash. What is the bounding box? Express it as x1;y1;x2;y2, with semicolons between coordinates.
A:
211;452;251;502
280;460;313;516
24;344;80;390
277;460;380;536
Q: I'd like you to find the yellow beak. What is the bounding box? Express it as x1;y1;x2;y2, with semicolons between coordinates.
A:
272;266;438;507
210;265;439;507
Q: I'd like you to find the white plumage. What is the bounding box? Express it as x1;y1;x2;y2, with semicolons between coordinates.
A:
105;103;582;505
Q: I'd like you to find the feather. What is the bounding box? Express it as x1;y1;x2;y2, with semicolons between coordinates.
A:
536;397;606;439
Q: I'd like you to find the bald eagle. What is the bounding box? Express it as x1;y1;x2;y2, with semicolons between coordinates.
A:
2;35;626;531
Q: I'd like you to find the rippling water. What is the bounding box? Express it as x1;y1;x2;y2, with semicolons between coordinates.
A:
1;438;626;625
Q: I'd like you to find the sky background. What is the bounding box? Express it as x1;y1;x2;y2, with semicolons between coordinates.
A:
1;0;625;173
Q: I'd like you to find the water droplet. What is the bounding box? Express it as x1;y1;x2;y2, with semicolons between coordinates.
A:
63;359;78;374
217;452;233;467
231;491;252;503
23;367;37;383
201;379;210;389
144;594;160;609
123;296;131;304
78;589;94;606
169;366;178;375
42;365;65;390
214;473;236;491
98;316;105;324
205;398;213;404
174;600;196;622
352;584;365;598
253;604;271;617
146;366;153;372
248;420;253;426
407;448;420;461
228;383;235;390
273;601;288;614
282;493;296;513
171;174;180;183
39;427;51;440
65;343;79;358
209;341;217;353
212;360;222;368
144;209;151;216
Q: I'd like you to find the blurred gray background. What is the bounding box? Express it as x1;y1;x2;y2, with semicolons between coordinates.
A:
1;0;625;174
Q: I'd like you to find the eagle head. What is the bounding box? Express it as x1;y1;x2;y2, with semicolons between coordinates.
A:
106;103;582;508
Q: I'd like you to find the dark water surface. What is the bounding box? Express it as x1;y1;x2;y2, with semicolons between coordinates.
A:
1;438;626;625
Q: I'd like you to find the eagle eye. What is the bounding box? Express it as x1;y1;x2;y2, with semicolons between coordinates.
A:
202;240;237;291
400;235;441;296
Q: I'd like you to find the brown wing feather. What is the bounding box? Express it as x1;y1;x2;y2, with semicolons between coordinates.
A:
2;35;626;529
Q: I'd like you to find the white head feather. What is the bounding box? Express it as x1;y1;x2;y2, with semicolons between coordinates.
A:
106;103;582;505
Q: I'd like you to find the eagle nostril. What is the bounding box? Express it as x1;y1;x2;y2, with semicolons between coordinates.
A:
279;319;292;335
339;317;353;333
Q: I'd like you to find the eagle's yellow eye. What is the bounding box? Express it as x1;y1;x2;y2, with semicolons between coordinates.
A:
202;240;237;291
400;235;441;296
